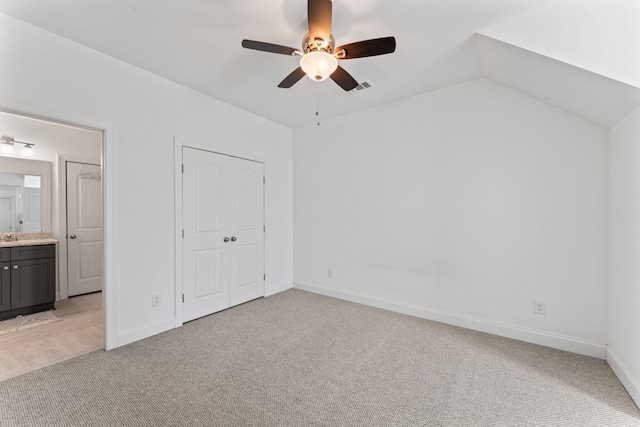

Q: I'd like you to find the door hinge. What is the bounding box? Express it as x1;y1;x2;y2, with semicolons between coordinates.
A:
182;164;184;173
182;229;184;238
263;176;265;184
182;294;184;303
263;225;265;232
263;274;266;281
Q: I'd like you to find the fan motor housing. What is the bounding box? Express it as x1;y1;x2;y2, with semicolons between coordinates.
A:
302;33;335;54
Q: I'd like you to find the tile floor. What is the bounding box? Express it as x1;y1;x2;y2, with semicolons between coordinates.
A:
0;292;102;382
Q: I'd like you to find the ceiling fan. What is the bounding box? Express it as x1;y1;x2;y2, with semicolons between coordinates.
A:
241;0;396;91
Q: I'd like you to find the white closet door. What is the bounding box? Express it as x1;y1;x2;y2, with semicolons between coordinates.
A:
182;148;264;323
228;156;264;307
183;148;229;322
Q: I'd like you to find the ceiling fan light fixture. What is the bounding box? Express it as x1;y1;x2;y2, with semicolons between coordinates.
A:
241;0;395;90
300;51;338;81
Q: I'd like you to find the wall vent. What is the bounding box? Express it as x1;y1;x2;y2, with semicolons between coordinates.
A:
352;80;373;92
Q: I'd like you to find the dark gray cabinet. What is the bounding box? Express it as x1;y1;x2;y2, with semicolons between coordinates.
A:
0;244;55;321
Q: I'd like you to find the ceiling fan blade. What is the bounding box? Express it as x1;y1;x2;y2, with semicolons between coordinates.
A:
335;37;396;59
242;39;298;56
278;67;307;88
330;66;358;91
308;0;332;42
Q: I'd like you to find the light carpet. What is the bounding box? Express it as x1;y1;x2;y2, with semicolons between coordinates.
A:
0;310;59;336
0;289;638;426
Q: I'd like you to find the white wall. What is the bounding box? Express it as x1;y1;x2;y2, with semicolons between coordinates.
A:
293;78;609;357
0;113;101;165
608;105;640;406
0;13;293;348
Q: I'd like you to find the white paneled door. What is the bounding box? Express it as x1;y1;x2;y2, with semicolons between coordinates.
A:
67;162;103;296
182;147;264;323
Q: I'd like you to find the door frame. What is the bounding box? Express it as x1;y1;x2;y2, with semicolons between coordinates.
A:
57;155;101;300
0;105;117;351
174;136;269;327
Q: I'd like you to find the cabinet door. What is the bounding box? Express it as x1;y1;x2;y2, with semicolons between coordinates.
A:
0;262;9;312
10;258;55;309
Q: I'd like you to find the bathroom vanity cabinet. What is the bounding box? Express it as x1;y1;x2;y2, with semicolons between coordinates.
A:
0;244;56;321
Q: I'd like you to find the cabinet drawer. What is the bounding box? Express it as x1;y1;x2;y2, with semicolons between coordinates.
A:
0;248;9;262
10;244;55;261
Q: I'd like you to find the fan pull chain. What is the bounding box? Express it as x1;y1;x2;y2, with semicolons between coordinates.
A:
316;85;321;126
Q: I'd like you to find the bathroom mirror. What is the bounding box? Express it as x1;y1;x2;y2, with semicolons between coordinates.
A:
0;157;51;233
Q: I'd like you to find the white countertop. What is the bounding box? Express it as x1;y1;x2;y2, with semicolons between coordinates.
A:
0;239;58;248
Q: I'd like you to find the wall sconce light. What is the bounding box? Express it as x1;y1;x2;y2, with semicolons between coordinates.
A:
0;136;35;157
21;143;35;157
0;138;14;154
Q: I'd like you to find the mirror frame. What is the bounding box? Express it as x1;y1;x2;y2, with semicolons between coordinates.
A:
0;157;51;233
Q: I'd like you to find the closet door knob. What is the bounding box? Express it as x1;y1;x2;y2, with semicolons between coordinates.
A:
230;236;237;242
69;234;77;239
223;237;230;242
13;265;18;269
2;266;8;271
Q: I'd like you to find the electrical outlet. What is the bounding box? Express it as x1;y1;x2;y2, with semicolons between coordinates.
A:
152;294;161;307
534;300;546;315
327;269;333;279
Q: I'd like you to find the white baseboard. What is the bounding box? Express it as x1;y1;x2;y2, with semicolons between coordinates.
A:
117;317;176;347
265;282;293;297
607;347;640;409
115;284;292;348
294;281;606;359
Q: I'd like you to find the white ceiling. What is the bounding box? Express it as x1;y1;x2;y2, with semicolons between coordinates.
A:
0;0;638;129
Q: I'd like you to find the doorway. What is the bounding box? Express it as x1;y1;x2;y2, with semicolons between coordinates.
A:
0;107;112;352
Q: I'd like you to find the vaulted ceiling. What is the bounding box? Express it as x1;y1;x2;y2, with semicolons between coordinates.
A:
0;0;638;129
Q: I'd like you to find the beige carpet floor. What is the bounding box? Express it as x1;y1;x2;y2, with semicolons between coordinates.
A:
0;289;638;426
